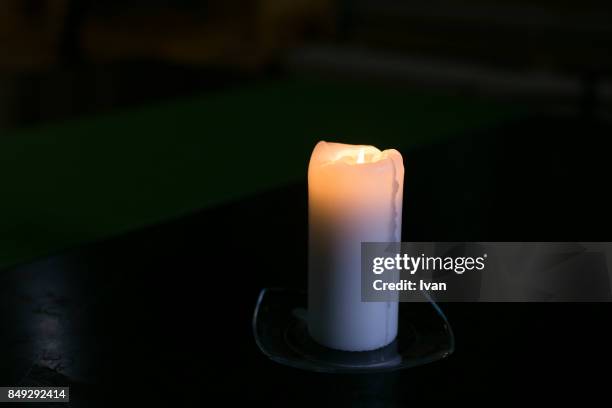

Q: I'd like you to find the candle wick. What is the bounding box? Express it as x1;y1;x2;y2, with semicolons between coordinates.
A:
357;148;365;164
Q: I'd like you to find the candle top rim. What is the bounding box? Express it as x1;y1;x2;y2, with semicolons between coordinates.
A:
311;141;401;168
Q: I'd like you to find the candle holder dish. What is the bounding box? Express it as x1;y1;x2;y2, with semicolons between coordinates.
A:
252;288;454;373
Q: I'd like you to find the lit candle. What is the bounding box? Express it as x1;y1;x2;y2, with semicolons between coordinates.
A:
308;141;404;351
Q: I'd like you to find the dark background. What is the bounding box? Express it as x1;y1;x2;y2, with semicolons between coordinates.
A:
1;1;611;406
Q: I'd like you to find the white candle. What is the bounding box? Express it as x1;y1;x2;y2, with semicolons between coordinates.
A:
308;141;404;351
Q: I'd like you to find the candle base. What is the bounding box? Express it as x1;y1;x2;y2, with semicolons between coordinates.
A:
252;288;454;373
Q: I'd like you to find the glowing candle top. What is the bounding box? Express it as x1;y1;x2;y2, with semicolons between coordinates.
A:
308;141;404;241
309;142;402;168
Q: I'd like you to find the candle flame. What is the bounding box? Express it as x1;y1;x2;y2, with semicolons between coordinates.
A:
357;148;365;164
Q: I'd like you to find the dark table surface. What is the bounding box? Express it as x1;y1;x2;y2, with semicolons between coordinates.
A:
1;114;611;406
